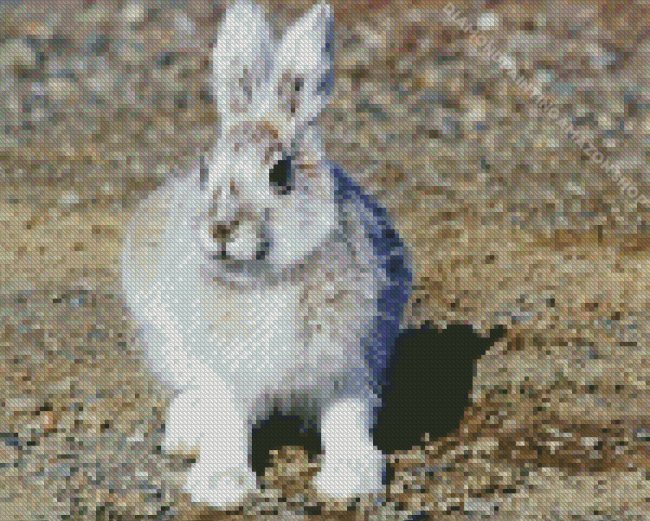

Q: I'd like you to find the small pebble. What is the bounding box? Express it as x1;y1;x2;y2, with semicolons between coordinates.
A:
59;191;81;208
0;40;37;73
122;0;146;28
477;13;500;30
174;12;196;41
586;43;618;70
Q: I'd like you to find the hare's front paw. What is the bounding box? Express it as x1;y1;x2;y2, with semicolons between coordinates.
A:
166;384;256;508
314;443;384;500
184;461;257;508
162;390;203;453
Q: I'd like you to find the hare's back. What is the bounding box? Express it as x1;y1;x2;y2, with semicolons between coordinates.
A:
331;165;413;398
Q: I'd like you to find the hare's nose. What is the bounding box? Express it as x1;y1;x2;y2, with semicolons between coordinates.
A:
212;221;239;239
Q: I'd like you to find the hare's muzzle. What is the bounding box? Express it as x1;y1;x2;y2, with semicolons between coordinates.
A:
207;215;268;262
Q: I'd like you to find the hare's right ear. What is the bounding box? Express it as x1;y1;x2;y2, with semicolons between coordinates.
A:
212;0;274;124
270;2;334;134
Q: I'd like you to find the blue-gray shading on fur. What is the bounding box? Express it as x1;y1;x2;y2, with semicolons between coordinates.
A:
331;164;412;400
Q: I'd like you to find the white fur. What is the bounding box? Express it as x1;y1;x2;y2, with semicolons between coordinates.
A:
121;0;392;509
208;0;336;270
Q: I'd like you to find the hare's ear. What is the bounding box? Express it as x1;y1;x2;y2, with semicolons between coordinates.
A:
213;0;274;124
271;2;334;132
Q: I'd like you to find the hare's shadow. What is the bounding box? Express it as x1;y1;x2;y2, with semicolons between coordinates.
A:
251;323;507;479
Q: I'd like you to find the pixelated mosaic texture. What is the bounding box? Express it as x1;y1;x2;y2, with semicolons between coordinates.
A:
1;0;649;520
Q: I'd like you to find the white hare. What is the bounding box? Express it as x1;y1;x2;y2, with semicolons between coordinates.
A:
120;0;411;509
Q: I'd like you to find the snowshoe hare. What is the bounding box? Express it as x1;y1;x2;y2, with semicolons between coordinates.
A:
120;0;412;508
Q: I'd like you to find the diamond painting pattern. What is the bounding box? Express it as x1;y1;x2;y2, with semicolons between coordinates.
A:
0;0;648;520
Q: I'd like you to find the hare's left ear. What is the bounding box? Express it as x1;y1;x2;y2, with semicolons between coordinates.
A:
271;2;334;132
213;0;275;125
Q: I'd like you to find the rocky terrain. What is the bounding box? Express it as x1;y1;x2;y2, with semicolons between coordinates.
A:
0;0;648;519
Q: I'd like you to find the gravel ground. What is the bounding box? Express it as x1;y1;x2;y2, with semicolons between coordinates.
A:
0;0;649;520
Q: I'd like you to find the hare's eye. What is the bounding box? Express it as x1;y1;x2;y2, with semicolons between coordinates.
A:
269;156;292;194
199;157;209;190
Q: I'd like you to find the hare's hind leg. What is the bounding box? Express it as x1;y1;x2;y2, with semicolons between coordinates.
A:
314;396;384;500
